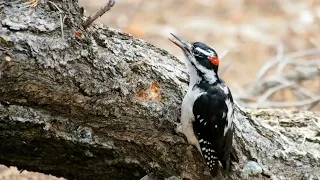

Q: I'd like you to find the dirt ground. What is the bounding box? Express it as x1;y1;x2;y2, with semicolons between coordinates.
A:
1;0;319;179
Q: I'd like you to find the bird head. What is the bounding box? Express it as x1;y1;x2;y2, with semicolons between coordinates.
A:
169;33;220;84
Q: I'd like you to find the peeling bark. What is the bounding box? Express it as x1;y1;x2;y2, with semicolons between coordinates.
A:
0;1;319;180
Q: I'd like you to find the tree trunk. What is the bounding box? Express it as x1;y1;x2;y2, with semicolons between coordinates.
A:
0;1;319;180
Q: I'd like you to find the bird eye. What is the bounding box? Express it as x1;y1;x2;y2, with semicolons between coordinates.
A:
193;49;203;57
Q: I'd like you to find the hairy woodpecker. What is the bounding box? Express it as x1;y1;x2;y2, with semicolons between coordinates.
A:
169;33;238;177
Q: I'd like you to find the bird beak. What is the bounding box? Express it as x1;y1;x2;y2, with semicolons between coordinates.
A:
169;33;192;53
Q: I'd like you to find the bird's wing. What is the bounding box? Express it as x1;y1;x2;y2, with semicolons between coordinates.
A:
192;92;236;175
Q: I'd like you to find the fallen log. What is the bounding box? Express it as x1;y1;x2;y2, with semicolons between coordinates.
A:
0;1;319;179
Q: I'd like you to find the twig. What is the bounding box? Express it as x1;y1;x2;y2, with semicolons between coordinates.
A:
48;1;67;40
286;48;320;59
234;96;257;103
289;59;320;67
289;85;315;99
83;0;116;29
254;82;294;109
61;14;67;39
246;96;320;108
236;45;320;110
257;69;319;93
254;43;284;84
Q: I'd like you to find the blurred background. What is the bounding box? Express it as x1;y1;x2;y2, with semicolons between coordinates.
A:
79;0;320;111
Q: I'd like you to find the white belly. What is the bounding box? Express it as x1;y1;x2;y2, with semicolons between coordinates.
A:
181;87;204;124
179;87;205;154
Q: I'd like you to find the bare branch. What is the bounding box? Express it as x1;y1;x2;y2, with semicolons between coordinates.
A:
245;96;320;108
254;82;294;109
289;59;320;67
83;0;116;29
286;48;320;59
253;43;284;84
289;85;315;99
235;45;320;110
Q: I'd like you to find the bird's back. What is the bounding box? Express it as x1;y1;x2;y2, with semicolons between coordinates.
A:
192;81;238;176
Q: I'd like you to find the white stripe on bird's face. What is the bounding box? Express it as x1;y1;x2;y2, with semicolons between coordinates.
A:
195;47;216;57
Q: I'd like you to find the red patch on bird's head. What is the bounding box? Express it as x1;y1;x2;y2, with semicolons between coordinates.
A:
209;56;219;66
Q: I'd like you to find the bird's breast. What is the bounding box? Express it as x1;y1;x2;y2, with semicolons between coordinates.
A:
181;87;205;123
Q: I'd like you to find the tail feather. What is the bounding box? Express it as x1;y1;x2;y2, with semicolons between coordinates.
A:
199;141;220;177
230;146;239;163
220;159;229;170
209;159;219;177
220;146;238;172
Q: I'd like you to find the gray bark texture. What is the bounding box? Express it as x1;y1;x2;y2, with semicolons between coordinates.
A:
0;0;319;180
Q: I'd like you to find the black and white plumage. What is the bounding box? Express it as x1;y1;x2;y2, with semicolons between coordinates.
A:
169;33;238;177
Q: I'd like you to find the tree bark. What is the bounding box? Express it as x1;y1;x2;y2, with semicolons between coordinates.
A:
0;1;319;180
